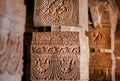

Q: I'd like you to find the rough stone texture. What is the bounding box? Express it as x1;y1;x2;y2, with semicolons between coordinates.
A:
90;6;111;28
0;0;26;81
89;53;112;81
34;0;79;26
115;59;120;81
114;32;120;57
115;26;120;81
0;0;26;26
31;32;80;81
108;1;119;81
89;27;111;49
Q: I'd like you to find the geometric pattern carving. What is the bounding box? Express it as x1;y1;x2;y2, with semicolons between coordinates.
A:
34;0;79;26
89;53;112;81
89;27;111;49
31;32;80;81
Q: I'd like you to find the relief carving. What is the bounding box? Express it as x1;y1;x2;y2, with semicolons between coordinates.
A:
31;32;80;81
34;0;79;26
0;30;23;75
89;27;111;49
31;56;80;80
31;46;80;54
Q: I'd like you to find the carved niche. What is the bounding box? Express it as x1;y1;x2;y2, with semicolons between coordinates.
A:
34;0;79;26
31;32;80;81
89;27;111;49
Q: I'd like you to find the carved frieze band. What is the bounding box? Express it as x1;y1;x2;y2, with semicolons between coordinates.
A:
31;32;80;81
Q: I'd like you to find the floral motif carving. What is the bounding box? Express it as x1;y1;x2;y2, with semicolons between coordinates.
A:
31;32;80;81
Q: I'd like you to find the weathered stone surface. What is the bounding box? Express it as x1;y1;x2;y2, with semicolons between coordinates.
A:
34;0;79;26
0;0;26;81
89;27;111;49
114;41;120;57
89;53;112;81
0;26;24;81
0;0;26;25
114;32;120;57
0;29;23;74
115;59;120;80
31;32;80;81
116;59;120;70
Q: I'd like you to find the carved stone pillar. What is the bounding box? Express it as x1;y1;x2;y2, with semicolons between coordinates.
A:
0;0;26;81
31;29;81;81
31;0;89;81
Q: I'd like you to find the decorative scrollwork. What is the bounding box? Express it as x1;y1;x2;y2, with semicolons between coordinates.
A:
31;32;80;81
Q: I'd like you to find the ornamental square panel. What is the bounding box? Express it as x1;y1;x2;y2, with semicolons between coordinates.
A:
34;0;79;26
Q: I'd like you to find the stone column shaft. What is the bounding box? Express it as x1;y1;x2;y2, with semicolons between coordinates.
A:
0;0;26;81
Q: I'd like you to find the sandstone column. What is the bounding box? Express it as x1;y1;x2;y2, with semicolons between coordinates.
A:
32;0;89;81
0;0;26;81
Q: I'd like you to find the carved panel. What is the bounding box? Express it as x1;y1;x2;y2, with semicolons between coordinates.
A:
89;27;111;49
34;0;79;26
31;32;80;81
89;53;112;81
0;30;23;75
